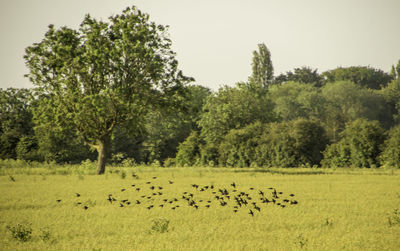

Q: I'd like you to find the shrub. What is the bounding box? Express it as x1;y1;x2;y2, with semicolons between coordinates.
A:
150;218;170;233
7;223;33;242
380;125;400;168
322;119;386;168
176;131;201;166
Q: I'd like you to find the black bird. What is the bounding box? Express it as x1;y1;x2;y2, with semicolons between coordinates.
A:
76;193;81;197
119;203;124;207
126;202;131;205
83;206;88;210
56;199;61;203
289;194;295;197
136;200;141;204
231;182;236;188
205;205;210;208
249;188;254;190
152;176;157;179
131;184;136;187
158;186;163;190
146;181;151;184
76;202;82;205
233;209;238;213
163;199;168;202
259;190;264;196
136;188;141;191
121;188;126;192
290;200;298;205
249;209;254;216
168;181;174;184
254;205;261;212
150;186;155;190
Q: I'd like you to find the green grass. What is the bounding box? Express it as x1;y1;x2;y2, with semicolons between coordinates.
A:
0;166;399;250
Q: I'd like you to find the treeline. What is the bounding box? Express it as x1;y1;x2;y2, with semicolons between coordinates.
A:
2;52;400;168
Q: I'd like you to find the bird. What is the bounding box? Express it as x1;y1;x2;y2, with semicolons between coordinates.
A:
168;180;174;184
121;188;126;192
231;182;236;188
76;193;81;197
249;209;254;216
152;176;157;179
83;206;88;210
56;199;61;203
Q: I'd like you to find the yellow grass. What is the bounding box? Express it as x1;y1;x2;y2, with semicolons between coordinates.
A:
1;167;399;250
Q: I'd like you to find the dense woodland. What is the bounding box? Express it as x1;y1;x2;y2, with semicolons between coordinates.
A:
1;7;400;171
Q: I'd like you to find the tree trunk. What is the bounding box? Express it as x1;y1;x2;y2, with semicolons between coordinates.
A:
97;135;111;175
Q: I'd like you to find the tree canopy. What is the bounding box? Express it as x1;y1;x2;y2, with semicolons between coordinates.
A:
24;6;192;174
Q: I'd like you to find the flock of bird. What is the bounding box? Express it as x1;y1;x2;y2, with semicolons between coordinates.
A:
57;173;299;216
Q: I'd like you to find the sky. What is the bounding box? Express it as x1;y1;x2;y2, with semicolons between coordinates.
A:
1;0;399;90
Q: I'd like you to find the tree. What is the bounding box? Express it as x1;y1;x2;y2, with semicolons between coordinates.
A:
322;119;386;168
0;88;35;159
249;43;274;88
275;67;324;87
389;60;400;80
268;81;325;122
379;125;400;168
322;66;392;90
321;81;390;141
24;6;192;174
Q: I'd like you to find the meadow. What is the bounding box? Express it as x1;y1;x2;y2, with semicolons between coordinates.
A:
0;164;399;251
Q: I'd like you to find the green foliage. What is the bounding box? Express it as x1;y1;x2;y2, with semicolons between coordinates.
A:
218;119;328;168
249;43;274;88
0;88;34;159
150;218;170;234
322;119;386;168
275;66;324;87
218;122;263;167
387;209;400;227
268;81;325;121
379;125;400;168
322;66;392;89
321;81;391;141
24;6;192;174
198;83;274;147
15;135;42;162
7;223;33;242
176;131;201;166
255;119;328;168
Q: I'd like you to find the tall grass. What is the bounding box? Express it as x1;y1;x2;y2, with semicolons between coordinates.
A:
0;165;399;250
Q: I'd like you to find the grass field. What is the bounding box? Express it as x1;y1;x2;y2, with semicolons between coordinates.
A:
0;166;399;250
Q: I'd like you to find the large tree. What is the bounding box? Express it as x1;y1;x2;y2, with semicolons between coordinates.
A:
24;6;192;174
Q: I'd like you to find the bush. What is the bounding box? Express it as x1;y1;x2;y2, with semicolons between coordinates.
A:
176;131;201;166
322;119;386;168
257;119;328;168
380;125;400;168
150;218;170;233
218;119;328;168
7;223;33;242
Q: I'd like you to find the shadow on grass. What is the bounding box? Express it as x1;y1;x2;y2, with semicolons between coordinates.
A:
233;168;328;175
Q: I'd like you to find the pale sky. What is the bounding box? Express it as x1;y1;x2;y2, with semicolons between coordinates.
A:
1;0;399;90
